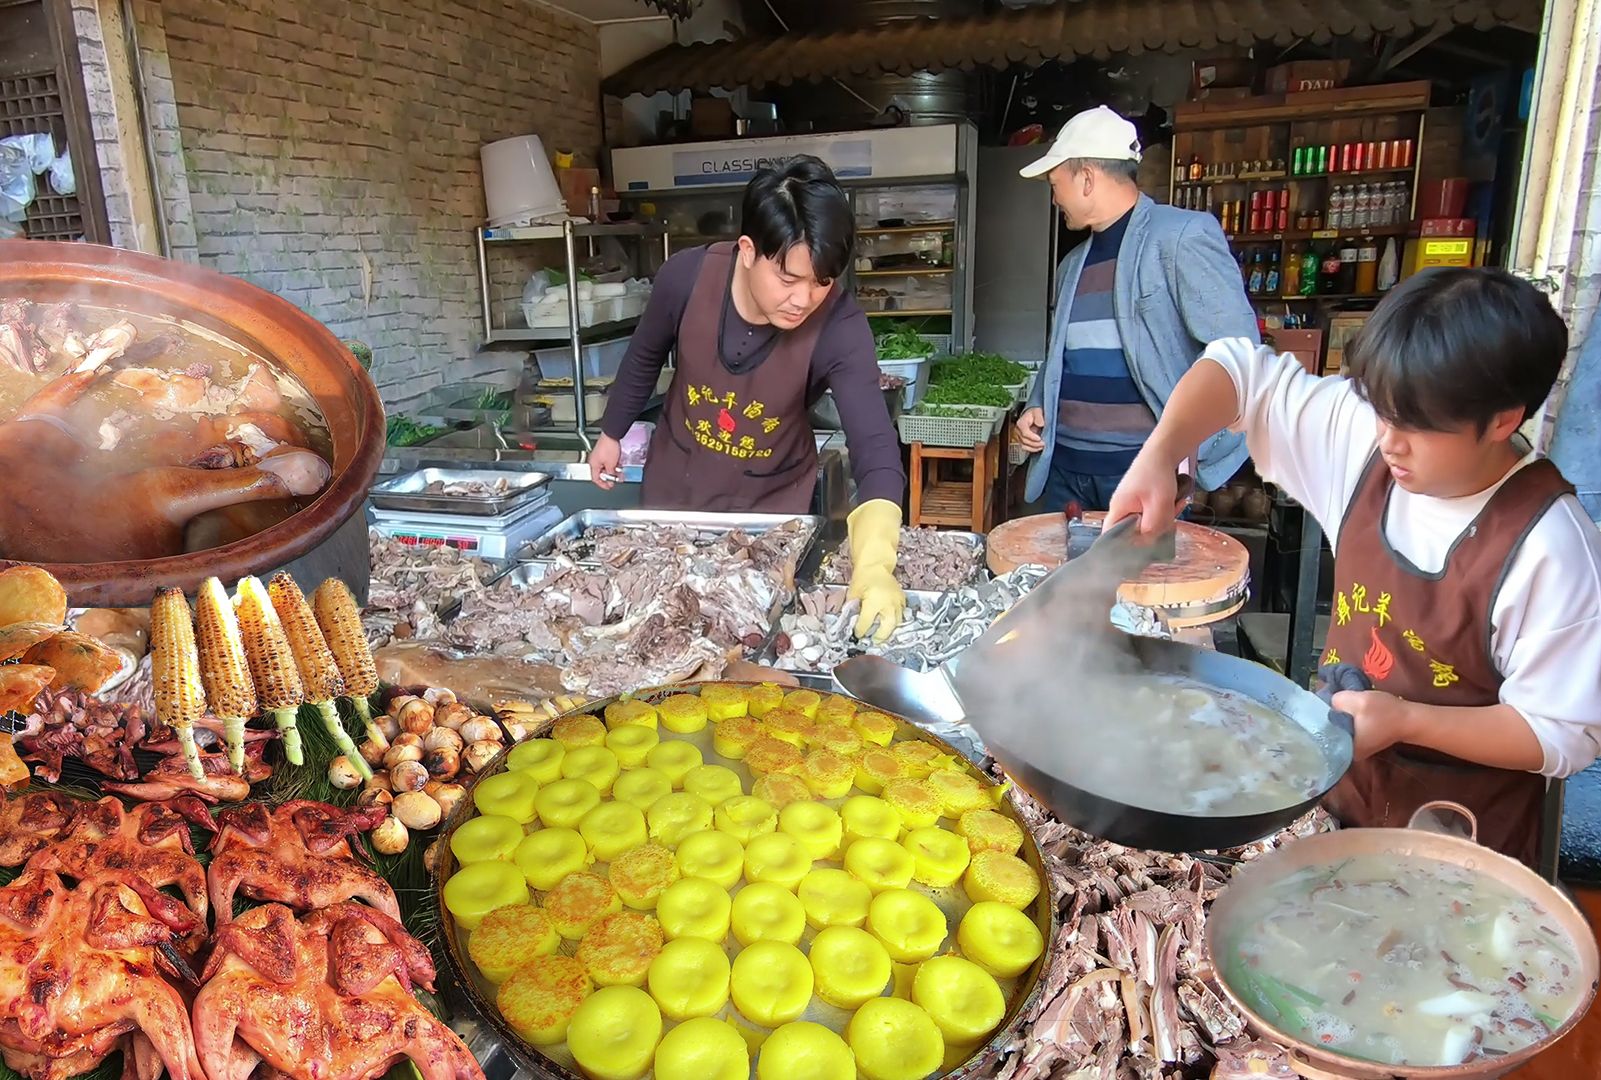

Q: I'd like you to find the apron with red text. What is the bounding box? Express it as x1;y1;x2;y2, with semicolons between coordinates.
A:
641;242;833;514
1320;452;1575;868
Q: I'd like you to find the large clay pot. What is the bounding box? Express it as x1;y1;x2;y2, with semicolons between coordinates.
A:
0;240;384;606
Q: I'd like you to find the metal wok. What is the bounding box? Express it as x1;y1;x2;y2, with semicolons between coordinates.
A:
1205;802;1599;1079
0;240;384;606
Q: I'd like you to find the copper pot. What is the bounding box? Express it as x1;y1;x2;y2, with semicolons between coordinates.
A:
0;241;384;606
1205;802;1600;1079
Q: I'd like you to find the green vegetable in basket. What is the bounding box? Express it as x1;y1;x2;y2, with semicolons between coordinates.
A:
923;377;1014;408
875;325;934;360
916;404;988;418
931;351;1028;386
386;416;446;447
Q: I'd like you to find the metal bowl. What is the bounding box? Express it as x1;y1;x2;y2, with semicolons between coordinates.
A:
0;240;384;605
1205;801;1600;1079
433;681;1061;1080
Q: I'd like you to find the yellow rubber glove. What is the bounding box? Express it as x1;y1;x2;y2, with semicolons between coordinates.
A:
845;499;906;643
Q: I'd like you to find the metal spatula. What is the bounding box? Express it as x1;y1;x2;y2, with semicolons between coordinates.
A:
833;514;1176;733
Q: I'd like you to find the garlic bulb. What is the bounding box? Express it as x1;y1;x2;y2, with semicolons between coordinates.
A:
398;699;436;735
391;760;430;792
431;782;467;820
357;788;393;810
460;716;503;745
384;740;424;769
393;790;443;830
358;739;388;767
423;837;444;874
435;702;474;731
463;739;502;773
364;770;393;794
424;746;461;781
371;816;409;855
423;727;464;754
375;714;401;742
424;686;457;707
328;756;364;790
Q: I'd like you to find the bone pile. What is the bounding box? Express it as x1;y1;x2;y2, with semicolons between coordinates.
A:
443;522;810;695
970;786;1334;1080
775;566;1052;672
364;530;502;647
819;526;984;592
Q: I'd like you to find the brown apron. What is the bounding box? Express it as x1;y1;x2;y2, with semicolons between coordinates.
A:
1320;451;1575;868
640;243;833;514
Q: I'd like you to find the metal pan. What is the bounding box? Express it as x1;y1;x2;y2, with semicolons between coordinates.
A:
1205;801;1599;1079
369;468;551;516
432;681;1060;1080
516;509;822;569
984;634;1354;852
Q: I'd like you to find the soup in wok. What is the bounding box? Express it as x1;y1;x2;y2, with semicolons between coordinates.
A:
1220;852;1588;1067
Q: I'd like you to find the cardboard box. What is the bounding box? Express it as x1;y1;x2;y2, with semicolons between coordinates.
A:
1324;312;1371;375
1266;328;1324;375
1191;58;1254;99
1266;61;1351;94
689;97;736;139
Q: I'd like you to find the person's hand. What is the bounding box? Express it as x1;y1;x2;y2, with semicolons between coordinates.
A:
588;435;622;490
1106;456;1184;535
1015;408;1046;454
849;566;905;643
1331;689;1413;761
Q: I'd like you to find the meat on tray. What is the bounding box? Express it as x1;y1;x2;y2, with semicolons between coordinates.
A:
443;521;807;694
365;531;501;648
820;526;983;592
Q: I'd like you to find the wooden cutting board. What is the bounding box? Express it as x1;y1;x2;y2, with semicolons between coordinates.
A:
987;511;1251;626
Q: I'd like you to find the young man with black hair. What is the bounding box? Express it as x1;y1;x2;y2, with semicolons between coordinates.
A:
593;155;907;640
1108;267;1601;866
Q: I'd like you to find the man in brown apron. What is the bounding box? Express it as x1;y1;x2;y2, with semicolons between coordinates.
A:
1102;266;1601;871
593;156;908;640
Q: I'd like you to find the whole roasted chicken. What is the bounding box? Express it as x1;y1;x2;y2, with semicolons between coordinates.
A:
0;790;77;868
208;800;399;923
0;866;205;1080
25;796;214;943
0;307;331;563
194;902;482;1080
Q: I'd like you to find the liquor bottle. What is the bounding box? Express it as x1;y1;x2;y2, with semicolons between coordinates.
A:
1264;249;1282;296
1247;249;1266;296
1283;244;1303;295
1319;244;1344;294
1189;155;1203;181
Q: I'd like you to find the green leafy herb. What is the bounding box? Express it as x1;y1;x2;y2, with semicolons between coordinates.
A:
386;416;446;447
546;268;597;287
916;404;988;419
875;326;934;360
923;379;1014;408
931;351;1028;386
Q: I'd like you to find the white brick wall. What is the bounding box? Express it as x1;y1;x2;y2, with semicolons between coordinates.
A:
116;0;606;410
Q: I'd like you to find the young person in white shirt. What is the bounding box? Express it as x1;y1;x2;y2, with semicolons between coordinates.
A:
1107;266;1601;867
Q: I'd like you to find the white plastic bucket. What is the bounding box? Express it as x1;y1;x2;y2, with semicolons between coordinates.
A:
481;135;565;225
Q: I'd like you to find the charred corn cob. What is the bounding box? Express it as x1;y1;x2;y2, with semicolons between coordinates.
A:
195;576;257;773
311;578;384;746
150;587;205;779
268;571;369;780
234;575;306;765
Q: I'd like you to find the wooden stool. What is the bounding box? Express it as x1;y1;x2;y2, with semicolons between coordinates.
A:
908;435;1000;532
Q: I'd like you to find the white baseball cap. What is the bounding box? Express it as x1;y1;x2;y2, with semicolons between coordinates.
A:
1020;106;1143;179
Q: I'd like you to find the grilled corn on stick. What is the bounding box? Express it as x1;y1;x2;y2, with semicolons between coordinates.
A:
150;587;206;779
268;571;370;780
195;576;258;773
311;578;384;745
234;575;306;765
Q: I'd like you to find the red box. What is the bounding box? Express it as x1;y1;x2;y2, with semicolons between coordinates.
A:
1266;61;1351;94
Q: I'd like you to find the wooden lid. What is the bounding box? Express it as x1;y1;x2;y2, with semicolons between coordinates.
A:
987;511;1250;624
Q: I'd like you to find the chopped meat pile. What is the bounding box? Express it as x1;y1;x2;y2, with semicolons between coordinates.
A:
972;785;1334;1080
820;527;983;592
422;478;510;497
364;531;501;647
442;522;811;695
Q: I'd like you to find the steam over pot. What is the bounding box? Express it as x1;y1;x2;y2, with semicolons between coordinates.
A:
0;241;385;606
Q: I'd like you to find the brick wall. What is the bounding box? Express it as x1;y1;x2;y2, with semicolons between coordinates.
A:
144;0;605;409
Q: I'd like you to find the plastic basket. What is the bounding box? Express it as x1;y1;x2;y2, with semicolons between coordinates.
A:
878;354;932;409
897;407;1002;448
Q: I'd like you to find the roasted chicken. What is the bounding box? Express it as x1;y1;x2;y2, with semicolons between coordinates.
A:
103;742;271;804
25;796;214;944
194;902;481;1080
0;867;204;1080
208;800;399;923
0;790;77;867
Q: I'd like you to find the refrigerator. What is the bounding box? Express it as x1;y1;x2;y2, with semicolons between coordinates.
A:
972;144;1064;364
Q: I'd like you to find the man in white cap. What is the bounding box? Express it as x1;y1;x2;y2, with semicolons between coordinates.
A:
1014;105;1258;511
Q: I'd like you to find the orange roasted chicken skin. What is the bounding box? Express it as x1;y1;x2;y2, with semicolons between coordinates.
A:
0;791;77;868
193;903;482;1080
207;800;399;924
0;866;204;1080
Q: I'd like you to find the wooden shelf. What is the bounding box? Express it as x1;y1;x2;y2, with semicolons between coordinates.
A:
858;221;955;234
865;309;953;317
1267;293;1384;302
856;267;953;277
1290;166;1416;181
1173;81;1432;130
1226;224;1409;243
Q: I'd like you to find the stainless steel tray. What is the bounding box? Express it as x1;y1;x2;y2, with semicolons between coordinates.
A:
515;509;823;568
369;468;551;517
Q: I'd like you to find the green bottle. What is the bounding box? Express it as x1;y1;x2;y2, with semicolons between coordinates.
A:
1299;245;1320;296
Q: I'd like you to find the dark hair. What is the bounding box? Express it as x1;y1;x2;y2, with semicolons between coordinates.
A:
740;155;855;284
1063;157;1140;184
1348;266;1568;433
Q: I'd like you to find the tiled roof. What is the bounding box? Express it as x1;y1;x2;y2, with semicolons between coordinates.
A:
603;0;1542;96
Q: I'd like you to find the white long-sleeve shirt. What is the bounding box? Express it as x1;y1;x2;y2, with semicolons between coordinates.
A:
1206;337;1601;778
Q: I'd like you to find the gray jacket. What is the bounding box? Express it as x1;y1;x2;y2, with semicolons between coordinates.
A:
1025;194;1259;501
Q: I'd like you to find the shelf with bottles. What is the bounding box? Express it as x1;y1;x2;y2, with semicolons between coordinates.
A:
1239;235;1402;302
1208;178;1414;239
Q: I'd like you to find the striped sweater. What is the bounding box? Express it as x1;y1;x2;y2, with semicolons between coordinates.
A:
1055;208;1157;476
